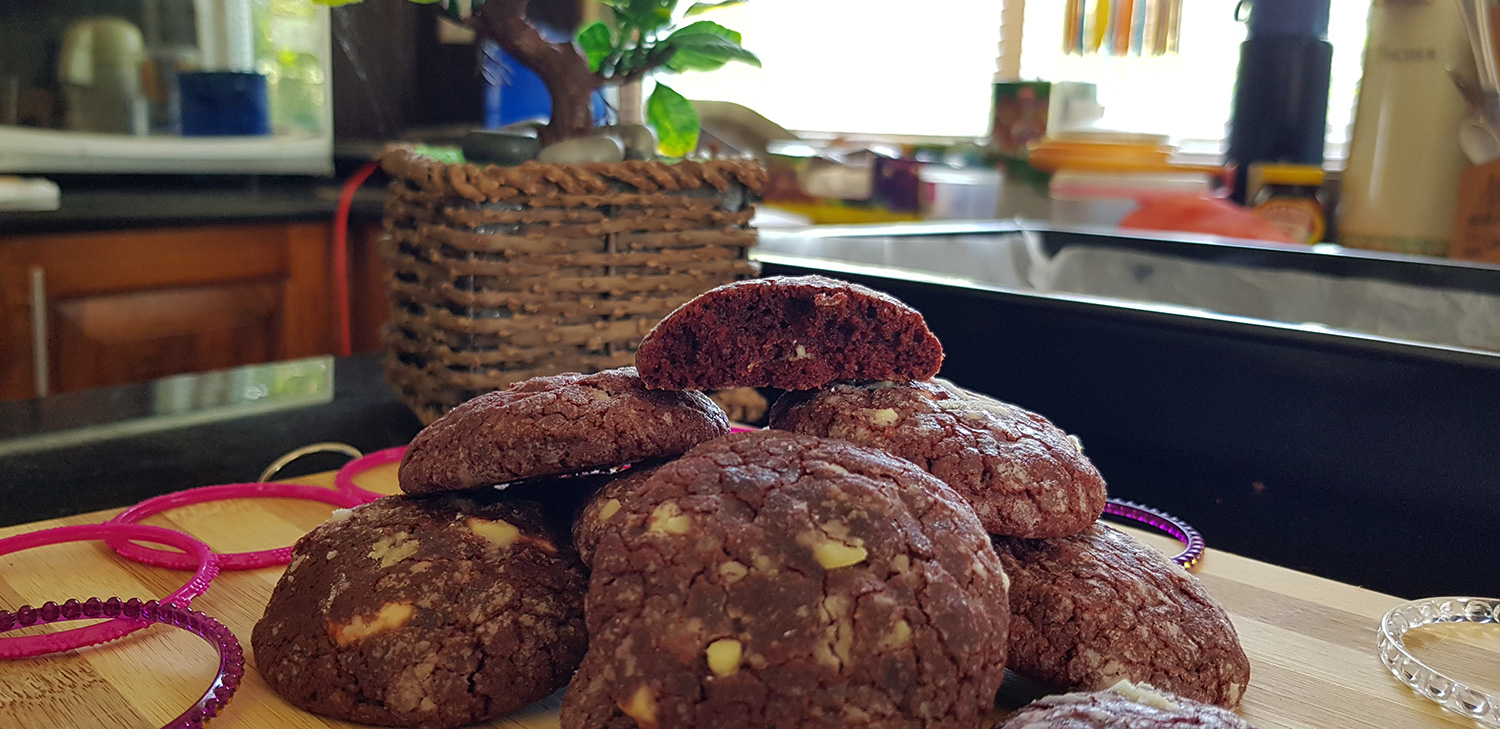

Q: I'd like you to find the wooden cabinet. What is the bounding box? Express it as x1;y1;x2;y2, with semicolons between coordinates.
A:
0;222;335;401
349;220;392;356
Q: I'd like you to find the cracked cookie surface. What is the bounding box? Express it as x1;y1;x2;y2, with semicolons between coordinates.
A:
398;366;729;495
572;464;661;568
992;524;1250;708
635;275;944;391
996;683;1258;728
560;429;1010;729
252;492;589;728
769;379;1106;538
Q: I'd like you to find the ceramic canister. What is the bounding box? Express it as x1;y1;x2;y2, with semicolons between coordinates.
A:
1340;0;1472;256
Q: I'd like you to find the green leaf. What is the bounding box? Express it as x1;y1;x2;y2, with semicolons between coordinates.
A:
667;19;742;43
665;46;732;72
611;0;674;33
646;83;700;157
576;22;615;73
412;144;465;165
685;0;747;15
311;0;365;5
660;21;760;72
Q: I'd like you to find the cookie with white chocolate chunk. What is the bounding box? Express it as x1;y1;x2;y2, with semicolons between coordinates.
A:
572;464;660;568
252;492;588;729
560;429;1010;729
992;524;1250;708
769;378;1107;539
399;366;729;495
996;681;1258;728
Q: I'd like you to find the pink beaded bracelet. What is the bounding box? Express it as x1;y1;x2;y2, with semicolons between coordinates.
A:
333;445;406;501
0;597;244;728
107;482;372;571
0;524;218;658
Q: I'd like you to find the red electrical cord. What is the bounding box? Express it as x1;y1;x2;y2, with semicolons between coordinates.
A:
333;160;381;357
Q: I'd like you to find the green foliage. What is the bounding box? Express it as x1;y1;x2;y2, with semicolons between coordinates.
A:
577;21;614;73
411;144;465;164
662;20;759;73
600;0;675;35
579;1;757;156
583;3;757;80
315;0;755;156
685;1;746;15
646;83;699;157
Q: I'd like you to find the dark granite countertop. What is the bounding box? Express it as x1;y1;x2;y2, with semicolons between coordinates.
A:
0;174;387;235
0;354;422;527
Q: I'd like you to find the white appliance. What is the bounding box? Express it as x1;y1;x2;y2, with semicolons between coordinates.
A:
0;0;333;176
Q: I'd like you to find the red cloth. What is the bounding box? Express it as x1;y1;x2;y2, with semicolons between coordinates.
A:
1119;194;1298;244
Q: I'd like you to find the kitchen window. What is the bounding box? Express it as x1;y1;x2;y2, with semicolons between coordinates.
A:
668;0;1370;160
665;0;1005;137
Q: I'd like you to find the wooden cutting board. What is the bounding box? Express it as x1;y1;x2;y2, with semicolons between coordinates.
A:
1;464;1495;728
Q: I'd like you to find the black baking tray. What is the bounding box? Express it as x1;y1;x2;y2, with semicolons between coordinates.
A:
757;223;1500;599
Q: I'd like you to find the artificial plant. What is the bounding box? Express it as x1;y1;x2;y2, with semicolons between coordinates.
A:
319;0;758;155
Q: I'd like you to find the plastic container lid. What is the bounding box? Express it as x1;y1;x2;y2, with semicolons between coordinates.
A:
1028;130;1222;176
1028;131;1172;173
1050;169;1214;199
1254;163;1324;187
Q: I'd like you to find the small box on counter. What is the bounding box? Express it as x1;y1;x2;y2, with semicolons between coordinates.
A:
1451;160;1500;264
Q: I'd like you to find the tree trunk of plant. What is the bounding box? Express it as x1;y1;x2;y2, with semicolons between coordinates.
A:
471;0;599;145
618;80;645;126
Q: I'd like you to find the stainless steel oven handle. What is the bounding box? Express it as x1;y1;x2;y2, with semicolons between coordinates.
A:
30;266;48;398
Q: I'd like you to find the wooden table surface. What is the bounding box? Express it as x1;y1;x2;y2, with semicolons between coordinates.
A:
2;463;1496;729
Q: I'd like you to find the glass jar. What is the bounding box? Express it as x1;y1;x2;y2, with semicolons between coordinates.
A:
1250;163;1326;243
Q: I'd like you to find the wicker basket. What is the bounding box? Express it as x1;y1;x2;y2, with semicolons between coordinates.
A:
378;147;766;424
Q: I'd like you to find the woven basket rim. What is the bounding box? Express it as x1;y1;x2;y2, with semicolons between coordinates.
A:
380;145;768;203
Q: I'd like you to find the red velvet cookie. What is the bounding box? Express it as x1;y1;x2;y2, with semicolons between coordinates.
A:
770;379;1107;538
997;683;1259;728
571;464;659;568
992;524;1250;708
399;366;729;494
252;492;588;728
560;429;1010;729
634;275;944;391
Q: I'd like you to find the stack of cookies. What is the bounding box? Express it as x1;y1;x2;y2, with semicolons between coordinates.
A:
252;275;1255;729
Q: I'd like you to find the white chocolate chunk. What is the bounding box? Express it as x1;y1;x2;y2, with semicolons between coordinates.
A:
330;602;414;646
880;619;912;649
706;639;743;677
814;540;868;570
618;685;659;729
467;517;521;550
598;498;622;522
1106;680;1181;711
648;502;691;535
368;533;420;568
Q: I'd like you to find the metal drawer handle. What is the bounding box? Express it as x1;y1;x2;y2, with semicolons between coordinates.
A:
30;266;47;398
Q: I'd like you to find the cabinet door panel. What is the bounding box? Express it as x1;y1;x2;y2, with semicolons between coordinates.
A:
0;222;332;401
51;283;281;393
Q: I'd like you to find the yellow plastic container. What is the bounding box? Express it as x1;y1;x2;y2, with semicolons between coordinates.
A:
1028;131;1221;176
